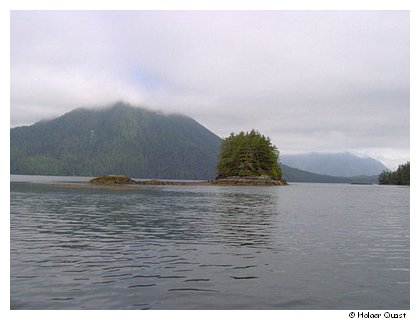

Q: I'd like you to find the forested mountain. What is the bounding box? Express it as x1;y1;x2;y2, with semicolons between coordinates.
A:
11;102;222;179
11;102;388;183
281;152;387;177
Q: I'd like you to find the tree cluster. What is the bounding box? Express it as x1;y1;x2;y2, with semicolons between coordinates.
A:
378;161;410;185
216;130;282;179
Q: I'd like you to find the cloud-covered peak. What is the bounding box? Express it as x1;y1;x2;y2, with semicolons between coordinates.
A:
10;11;409;168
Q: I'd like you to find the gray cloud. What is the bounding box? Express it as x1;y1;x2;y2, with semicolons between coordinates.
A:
10;10;409;168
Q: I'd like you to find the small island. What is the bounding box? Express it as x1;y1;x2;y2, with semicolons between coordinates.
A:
90;175;137;184
212;130;286;185
90;130;287;186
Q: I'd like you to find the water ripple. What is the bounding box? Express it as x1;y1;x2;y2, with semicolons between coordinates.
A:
168;288;219;292
10;181;409;309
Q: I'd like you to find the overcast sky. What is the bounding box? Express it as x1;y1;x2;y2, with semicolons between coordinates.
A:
10;10;409;168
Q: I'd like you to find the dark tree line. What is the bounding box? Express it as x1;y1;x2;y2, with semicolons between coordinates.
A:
378;161;410;185
217;130;282;179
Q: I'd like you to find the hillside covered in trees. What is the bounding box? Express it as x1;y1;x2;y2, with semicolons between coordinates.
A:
11;102;393;183
11;103;221;179
378;161;410;185
216;130;282;179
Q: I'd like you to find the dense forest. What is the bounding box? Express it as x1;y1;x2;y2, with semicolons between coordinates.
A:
378;161;410;185
11;103;222;179
216;130;282;179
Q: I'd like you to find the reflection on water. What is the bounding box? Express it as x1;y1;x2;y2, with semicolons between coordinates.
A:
214;191;276;248
10;180;409;309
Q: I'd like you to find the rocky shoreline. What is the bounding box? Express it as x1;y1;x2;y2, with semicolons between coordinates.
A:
90;175;287;186
210;177;287;186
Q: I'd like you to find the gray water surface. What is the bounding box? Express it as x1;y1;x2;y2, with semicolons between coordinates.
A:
10;176;409;309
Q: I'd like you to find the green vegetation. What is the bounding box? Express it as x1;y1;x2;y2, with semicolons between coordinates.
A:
217;130;282;179
11;102;222;180
90;175;136;184
378;161;410;185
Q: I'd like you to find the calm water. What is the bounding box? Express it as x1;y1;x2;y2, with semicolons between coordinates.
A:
10;175;409;309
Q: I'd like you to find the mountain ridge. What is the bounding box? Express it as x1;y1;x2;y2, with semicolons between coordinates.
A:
11;102;222;179
11;102;387;183
281;152;387;177
281;164;378;184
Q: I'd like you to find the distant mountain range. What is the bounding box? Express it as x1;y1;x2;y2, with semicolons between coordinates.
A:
281;152;387;177
281;164;379;184
10;102;386;183
11;102;221;179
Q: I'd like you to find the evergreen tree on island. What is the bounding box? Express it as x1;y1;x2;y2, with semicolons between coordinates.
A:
216;130;282;179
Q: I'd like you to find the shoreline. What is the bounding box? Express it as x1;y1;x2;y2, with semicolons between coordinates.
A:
89;175;288;187
11;180;287;191
10;175;288;190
